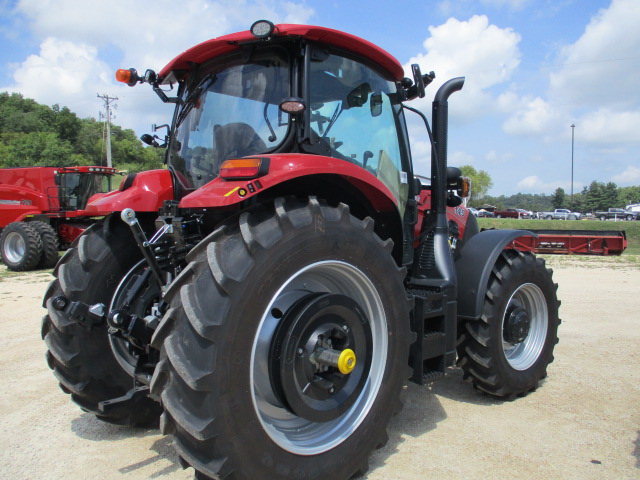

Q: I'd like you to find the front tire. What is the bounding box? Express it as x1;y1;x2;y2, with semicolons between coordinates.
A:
457;250;560;398
150;197;410;480
41;216;162;426
0;221;43;271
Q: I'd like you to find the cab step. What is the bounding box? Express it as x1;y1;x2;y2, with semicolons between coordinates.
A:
408;288;456;385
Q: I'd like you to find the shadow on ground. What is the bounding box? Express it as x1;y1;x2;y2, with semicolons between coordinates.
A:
71;413;182;478
365;367;505;477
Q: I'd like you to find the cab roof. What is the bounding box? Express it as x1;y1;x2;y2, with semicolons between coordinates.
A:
158;23;405;82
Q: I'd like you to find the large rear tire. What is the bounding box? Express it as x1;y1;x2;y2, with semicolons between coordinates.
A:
457;250;560;398
150;197;410;480
41;216;162;426
0;221;43;271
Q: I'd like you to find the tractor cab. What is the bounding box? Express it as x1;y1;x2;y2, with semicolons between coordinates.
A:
53;166;118;211
118;21;421;223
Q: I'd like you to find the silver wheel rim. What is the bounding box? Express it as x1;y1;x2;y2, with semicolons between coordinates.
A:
501;283;548;371
251;260;387;455
3;231;26;264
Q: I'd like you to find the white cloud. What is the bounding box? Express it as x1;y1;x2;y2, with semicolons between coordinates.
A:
4;0;314;134
549;0;640;110
517;174;573;194
612;165;640;185
8;38;113;113
405;15;521;119
577;109;640;145
501;95;560;137
15;0;314;70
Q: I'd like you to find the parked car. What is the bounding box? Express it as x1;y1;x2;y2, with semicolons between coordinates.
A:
467;207;479;217
493;208;528;219
477;209;495;218
594;208;638;221
540;208;581;220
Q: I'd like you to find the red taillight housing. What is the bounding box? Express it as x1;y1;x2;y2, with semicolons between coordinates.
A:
219;158;268;180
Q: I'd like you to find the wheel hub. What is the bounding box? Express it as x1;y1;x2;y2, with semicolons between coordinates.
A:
504;305;531;343
269;293;372;423
4;232;26;263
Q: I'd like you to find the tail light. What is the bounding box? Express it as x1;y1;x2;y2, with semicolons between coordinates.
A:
458;176;471;198
220;158;268;180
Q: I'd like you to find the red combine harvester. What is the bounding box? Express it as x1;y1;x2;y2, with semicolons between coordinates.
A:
42;20;573;480
0;165;119;270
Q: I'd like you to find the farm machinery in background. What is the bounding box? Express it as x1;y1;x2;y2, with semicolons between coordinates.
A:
43;20;569;480
0;166;120;271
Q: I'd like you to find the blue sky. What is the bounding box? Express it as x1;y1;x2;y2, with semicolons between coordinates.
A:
1;0;638;197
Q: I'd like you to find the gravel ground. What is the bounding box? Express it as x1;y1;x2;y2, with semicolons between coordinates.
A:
0;255;638;480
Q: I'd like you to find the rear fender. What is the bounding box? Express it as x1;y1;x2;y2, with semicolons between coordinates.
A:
178;154;398;209
455;229;536;320
83;169;174;215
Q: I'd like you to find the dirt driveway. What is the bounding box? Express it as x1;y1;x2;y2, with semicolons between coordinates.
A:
0;256;638;480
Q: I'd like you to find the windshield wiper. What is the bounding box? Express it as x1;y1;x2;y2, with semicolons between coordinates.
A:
176;74;216;126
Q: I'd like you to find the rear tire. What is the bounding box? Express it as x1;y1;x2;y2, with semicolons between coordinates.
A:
30;221;60;269
41;216;162;426
150;197;410;480
457;250;560;398
0;221;43;271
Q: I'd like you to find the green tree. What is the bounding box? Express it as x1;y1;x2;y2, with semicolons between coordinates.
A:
53;105;82;144
618;186;640;207
460;165;493;205
0;91;164;172
551;187;565;209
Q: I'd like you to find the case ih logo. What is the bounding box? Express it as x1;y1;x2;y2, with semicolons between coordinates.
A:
455;206;466;217
21;199;32;205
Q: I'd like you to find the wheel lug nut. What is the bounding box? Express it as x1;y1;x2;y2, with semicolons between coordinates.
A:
329;387;335;394
297;348;304;355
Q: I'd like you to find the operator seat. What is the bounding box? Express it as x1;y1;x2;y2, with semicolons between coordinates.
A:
213;123;267;167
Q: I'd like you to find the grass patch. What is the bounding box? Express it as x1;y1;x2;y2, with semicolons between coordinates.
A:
0;264;54;282
477;218;640;255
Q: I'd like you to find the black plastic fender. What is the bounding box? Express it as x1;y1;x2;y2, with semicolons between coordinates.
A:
455;229;536;320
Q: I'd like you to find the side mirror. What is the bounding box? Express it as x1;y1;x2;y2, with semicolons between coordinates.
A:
370;94;383;117
411;64;425;98
141;133;166;148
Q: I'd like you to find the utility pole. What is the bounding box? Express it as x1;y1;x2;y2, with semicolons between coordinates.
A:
97;94;118;167
570;124;575;210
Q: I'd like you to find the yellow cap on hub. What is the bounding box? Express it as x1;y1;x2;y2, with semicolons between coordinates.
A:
337;349;356;375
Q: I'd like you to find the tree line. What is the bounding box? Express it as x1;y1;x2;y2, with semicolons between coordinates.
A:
461;165;639;213
0;92;163;173
2;92;639;213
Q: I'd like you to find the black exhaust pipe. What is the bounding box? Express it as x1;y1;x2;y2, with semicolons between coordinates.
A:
411;77;464;287
431;77;465;216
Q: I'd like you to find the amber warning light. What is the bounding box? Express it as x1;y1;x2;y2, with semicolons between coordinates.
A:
220;158;266;180
116;68;140;87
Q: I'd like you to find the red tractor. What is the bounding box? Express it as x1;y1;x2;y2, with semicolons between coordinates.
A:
42;21;559;480
0;165;120;271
